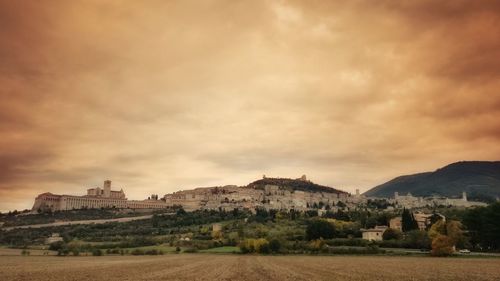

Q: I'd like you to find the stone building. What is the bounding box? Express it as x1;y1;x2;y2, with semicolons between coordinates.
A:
392;191;487;209
389;212;446;231
361;226;387;241
162;178;350;212
31;176;351;213
31;180;169;212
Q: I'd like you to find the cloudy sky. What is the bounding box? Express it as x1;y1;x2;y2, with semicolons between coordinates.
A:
1;0;499;212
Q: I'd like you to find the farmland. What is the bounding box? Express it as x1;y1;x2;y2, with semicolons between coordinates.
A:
1;255;499;281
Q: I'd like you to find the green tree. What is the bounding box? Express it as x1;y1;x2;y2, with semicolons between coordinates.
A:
401;208;418;232
269;239;281;253
463;202;500;250
382;228;402;240
92;249;103;256
306;219;335;240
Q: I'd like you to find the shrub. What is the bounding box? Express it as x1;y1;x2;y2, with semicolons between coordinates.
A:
131;249;145;255
269;239;281;253
92;249;103;256
239;238;270;254
382;228;402;240
308;239;326;252
306;220;335;240
49;241;65;251
145;249;160;255
183;247;198;253
57;248;70;256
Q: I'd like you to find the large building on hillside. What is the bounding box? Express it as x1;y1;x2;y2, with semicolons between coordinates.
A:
164;176;350;212
31;180;168;212
392;191;487;208
31;176;351;213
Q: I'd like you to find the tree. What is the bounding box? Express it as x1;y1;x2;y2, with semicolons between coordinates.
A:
306;219;335;240
92;249;103;256
382;228;402;240
401;208;419;232
446;220;465;247
269;239;281;253
428;219;446;240
176;208;186;216
332;210;350;221
428;219;465;255
431;234;454;256
463;202;500;250
239;238;269;254
405;230;431;249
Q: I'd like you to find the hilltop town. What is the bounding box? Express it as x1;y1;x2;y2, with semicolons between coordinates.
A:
31;175;487;215
1;174;498;263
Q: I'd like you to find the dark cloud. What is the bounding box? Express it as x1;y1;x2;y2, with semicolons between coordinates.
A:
0;0;499;211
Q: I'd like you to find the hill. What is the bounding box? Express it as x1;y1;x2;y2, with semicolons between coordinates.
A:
364;161;500;202
247;177;348;195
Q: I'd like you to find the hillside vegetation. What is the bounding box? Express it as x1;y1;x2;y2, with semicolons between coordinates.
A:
364;161;500;201
247;177;347;194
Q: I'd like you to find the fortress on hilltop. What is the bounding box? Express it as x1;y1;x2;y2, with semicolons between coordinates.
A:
31;175;354;213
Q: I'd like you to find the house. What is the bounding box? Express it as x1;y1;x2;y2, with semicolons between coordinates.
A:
390;212;445;231
361;226;388;241
45;233;64;244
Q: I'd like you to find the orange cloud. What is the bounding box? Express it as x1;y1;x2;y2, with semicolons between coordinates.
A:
0;0;499;211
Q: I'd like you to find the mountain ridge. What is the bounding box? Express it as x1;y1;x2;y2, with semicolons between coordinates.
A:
364;161;500;201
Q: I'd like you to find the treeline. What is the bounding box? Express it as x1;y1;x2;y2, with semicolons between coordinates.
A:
462;202;500;251
0;208;172;227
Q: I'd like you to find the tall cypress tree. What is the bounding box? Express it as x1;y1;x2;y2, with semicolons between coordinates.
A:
402;208;418;232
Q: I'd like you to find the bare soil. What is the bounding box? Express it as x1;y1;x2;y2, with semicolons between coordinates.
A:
1;254;499;281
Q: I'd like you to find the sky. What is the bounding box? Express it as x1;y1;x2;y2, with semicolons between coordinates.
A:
0;0;499;212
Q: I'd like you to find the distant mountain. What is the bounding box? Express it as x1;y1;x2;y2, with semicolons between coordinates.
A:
364;161;500;202
247;177;348;195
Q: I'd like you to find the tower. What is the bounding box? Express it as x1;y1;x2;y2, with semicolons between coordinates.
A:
462;191;467;202
394;192;399;199
104;180;111;198
355;189;360;196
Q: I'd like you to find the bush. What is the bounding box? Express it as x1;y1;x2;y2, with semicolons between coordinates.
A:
183;247;198;253
145;249;161;255
131;249;145;255
269;239;281;253
92;249;103;256
325;238;368;247
306;220;335;240
327;246;385;255
49;241;65;251
308;239;326;252
382;228;402;240
57;248;70;256
239;238;270;254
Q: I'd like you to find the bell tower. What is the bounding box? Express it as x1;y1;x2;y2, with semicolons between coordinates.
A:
104;180;111;197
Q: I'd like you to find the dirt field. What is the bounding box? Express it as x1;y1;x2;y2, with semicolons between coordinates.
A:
1;254;499;281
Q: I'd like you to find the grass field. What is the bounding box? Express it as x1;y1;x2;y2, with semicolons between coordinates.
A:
1;255;499;281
